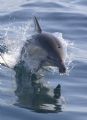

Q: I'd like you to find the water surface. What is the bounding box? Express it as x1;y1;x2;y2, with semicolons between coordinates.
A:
0;0;87;120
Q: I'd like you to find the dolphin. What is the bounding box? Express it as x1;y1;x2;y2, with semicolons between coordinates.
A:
20;17;66;73
32;17;66;73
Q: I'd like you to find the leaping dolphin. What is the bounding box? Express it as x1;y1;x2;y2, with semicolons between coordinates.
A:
33;17;66;73
20;17;66;73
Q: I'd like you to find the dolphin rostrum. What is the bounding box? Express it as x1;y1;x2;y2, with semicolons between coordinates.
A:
20;16;66;73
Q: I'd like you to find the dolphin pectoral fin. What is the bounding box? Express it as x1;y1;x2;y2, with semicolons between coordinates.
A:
33;16;42;33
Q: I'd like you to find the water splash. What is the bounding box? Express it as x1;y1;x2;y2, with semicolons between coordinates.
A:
0;23;74;75
0;21;32;68
0;20;85;75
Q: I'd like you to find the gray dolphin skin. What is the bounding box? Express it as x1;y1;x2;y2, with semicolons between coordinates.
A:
32;17;66;73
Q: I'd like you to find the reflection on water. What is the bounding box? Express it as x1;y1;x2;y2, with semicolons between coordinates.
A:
14;63;62;113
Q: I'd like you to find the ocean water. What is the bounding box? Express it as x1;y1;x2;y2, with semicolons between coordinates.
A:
0;0;87;120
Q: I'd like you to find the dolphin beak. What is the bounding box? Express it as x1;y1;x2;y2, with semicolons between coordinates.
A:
47;56;66;73
59;64;66;73
52;59;66;73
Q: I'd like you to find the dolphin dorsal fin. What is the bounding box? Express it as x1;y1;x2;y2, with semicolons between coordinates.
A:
33;16;42;33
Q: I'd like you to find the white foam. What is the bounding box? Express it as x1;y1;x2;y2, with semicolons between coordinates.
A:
0;21;32;68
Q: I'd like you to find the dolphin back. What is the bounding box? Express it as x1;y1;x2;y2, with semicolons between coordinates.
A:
33;16;42;33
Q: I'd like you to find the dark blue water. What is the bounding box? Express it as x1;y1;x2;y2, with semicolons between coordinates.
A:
0;0;87;120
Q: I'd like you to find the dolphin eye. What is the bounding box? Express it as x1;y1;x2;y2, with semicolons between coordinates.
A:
58;46;61;48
